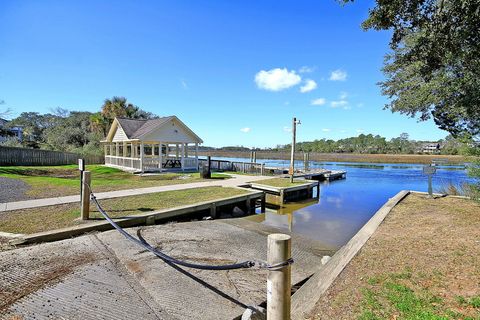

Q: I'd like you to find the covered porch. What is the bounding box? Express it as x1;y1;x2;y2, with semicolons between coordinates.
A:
103;141;199;173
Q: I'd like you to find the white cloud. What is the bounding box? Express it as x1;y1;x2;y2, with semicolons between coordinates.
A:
255;68;301;91
329;69;347;81
240;127;251;133
356;129;364;133
339;91;348;99
298;66;315;73
311;98;326;106
330;100;348;108
180;79;188;89
357;103;364;108
300;79;317;93
283;126;292;133
322;128;331;132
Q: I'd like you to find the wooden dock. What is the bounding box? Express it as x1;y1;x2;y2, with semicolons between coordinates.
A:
279;169;347;182
248;180;319;205
199;158;347;181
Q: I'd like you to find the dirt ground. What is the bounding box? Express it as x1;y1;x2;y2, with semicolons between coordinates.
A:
310;193;480;319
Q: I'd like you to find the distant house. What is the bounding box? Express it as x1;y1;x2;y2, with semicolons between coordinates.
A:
0;118;23;142
422;143;441;154
102;116;203;173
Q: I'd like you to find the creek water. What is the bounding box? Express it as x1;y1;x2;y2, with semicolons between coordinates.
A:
212;157;474;249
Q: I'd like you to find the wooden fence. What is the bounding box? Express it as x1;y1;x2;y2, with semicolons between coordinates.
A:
0;146;104;166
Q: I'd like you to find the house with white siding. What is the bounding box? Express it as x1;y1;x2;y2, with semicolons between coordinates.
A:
102;116;203;173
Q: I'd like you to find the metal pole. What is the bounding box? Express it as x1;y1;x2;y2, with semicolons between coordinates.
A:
267;233;292;320
81;171;91;220
428;175;433;197
290;117;297;183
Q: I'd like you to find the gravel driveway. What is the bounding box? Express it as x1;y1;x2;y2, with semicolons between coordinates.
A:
0;177;31;203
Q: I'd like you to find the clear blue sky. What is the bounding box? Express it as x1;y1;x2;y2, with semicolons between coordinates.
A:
0;0;448;148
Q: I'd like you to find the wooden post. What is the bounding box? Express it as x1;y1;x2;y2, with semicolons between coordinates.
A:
290;117;298;183
195;143;199;170
261;194;266;213
267;233;292;320
140;142;144;173
159;143;163;172
210;203;217;219
181;143;185;171
81;171;91;220
261;163;265;176
78;158;85;203
246;197;252;214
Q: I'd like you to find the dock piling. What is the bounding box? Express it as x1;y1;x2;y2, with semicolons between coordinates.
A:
267;233;292;320
81;170;91;220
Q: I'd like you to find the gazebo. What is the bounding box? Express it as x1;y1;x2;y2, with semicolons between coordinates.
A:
101;116;203;173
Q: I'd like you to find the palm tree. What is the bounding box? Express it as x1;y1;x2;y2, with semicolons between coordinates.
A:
100;96;139;121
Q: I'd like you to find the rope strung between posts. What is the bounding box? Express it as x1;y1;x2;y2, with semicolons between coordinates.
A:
84;184;294;271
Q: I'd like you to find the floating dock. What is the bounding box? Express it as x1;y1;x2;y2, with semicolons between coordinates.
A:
280;169;347;182
248;180;320;205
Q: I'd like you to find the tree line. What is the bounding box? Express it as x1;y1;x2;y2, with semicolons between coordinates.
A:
213;133;470;155
280;133;470;155
1;97;156;156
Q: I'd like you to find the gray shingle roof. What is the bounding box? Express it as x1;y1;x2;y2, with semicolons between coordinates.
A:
116;117;173;139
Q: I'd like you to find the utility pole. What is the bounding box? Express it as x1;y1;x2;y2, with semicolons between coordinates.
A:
289;117;300;183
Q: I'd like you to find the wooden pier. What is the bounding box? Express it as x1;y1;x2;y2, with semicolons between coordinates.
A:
198;158;347;181
279;169;347;182
248;180;320;205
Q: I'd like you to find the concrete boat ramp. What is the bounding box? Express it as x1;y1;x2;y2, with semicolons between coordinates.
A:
1;218;333;320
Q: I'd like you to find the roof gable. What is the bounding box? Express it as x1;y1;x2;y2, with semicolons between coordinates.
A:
104;116;203;143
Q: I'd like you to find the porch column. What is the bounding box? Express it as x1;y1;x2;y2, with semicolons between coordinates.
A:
181;143;185;171
195;143;199;169
152;144;155;156
158;143;163;172
140;142;144;173
176;144;179;159
123;142;127;157
185;143;188;158
115;142;119;156
109;144;113;156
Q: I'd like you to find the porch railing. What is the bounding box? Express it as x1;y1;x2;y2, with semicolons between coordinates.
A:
105;156;142;170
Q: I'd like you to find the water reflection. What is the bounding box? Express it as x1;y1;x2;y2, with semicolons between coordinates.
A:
215;157;474;248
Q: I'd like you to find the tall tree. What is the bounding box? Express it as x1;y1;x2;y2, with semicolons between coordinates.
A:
345;0;480;138
97;97;157;135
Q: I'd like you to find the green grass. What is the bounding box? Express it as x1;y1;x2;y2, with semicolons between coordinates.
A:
251;178;309;188
0;186;248;234
359;271;480;320
0;165;230;199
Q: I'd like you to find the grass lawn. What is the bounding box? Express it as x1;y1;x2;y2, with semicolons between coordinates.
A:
310;193;480;320
251;178;309;188
0;165;230;200
0;186;248;234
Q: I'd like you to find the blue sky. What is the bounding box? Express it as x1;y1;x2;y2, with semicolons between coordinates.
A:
0;0;448;148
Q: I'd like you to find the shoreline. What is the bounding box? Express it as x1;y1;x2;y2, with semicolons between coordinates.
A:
199;151;469;165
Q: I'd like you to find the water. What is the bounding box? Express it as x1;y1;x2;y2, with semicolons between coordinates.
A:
210;156;474;249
